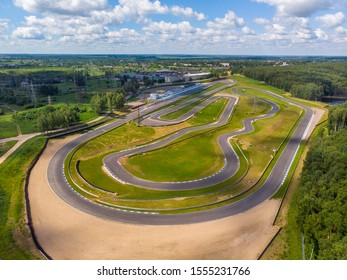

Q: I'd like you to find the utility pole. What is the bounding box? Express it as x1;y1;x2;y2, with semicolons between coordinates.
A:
74;75;78;104
252;95;256;114
30;80;37;107
137;107;140;126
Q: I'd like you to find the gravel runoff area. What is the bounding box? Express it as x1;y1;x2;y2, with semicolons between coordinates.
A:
29;135;281;260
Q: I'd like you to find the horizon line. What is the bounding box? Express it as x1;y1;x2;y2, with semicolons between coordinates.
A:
1;53;347;58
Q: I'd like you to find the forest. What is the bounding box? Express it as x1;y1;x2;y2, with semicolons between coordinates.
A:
241;61;347;101
292;102;347;259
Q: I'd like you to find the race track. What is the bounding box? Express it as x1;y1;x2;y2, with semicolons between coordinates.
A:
103;95;279;190
46;81;313;225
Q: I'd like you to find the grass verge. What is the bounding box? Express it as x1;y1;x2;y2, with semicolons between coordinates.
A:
260;122;328;260
0;136;46;259
122;98;228;182
0;115;18;139
0;141;18;158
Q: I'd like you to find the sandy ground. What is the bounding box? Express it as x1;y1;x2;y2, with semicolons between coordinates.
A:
29;135;281;260
303;108;325;140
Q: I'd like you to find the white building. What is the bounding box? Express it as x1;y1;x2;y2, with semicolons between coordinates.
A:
220;63;230;67
149;93;160;100
184;72;211;81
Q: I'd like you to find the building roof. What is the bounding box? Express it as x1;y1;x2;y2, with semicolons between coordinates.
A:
184;72;210;77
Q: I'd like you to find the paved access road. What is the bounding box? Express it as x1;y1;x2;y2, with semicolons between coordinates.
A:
47;81;313;225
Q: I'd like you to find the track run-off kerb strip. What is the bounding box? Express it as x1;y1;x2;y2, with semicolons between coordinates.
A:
47;81;314;225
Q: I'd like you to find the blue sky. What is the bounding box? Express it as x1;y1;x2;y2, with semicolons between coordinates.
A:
0;0;347;55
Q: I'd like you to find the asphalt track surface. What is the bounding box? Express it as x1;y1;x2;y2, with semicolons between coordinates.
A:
103;96;279;190
141;83;235;127
46;82;313;225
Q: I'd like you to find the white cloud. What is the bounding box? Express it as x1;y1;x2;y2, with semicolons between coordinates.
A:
109;0;168;23
265;23;286;34
316;12;345;28
332;26;347;42
118;0;168;15
142;17;248;46
259;32;286;42
257;13;321;45
91;1;203;25
256;0;333;17
59;33;103;43
196;28;223;38
6;0;347;54
171;6;206;20
333;26;347;42
106;28;141;43
12;26;45;40
292;28;317;42
76;24;106;35
11;1;207;46
314;28;329;40
14;0;108;16
207;11;246;29
0;19;9;41
281;16;310;29
254;18;270;25
114;0;207;22
143;21;195;34
242;26;256;35
0;19;9;32
23;16;76;36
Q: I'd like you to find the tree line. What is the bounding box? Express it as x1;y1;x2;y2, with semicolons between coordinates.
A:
90;90;125;115
10;89;126;133
33;105;79;132
291;102;347;259
241;61;347;101
328;102;347;132
36;90;126;132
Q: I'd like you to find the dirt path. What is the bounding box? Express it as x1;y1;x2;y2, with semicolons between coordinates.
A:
29;136;281;260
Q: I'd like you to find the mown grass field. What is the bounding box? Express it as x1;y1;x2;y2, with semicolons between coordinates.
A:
122;98;228;182
160;99;206;120
0;136;46;259
0;115;18;139
71;96;233;199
